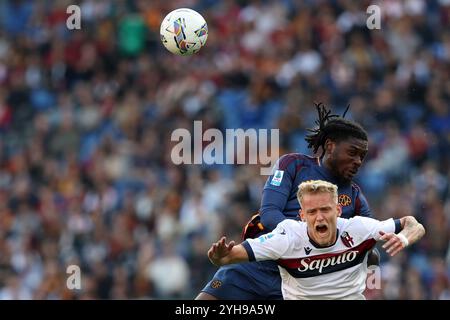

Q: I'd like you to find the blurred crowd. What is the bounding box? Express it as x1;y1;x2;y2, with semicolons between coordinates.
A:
0;0;449;299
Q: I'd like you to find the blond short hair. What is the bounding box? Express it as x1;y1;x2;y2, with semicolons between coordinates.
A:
297;180;338;205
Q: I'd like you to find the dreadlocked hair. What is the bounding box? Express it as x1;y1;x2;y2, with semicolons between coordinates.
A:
305;102;368;159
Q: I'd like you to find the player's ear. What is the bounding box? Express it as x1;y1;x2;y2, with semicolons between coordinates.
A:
336;204;342;217
299;209;305;222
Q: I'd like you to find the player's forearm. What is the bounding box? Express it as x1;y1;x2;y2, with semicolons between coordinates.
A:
399;216;426;245
211;245;249;266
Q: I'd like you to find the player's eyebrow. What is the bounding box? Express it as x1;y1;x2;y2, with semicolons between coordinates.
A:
349;145;368;152
306;205;332;213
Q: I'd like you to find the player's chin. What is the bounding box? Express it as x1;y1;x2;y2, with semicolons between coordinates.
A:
343;171;355;181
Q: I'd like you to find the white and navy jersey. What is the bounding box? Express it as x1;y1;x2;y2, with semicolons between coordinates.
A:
242;217;402;300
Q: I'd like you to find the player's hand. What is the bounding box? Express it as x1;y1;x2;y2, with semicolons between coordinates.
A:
379;231;407;257
208;236;235;266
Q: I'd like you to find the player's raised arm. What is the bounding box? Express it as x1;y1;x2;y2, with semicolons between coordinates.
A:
208;237;248;266
358;215;425;257
210;221;295;266
259;154;297;231
380;216;426;257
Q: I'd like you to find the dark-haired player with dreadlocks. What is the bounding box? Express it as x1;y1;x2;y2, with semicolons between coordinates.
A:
196;103;383;300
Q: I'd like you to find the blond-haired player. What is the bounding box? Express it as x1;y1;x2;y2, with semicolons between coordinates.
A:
208;180;425;299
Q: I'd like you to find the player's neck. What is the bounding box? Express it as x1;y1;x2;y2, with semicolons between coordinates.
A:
320;158;351;185
307;228;338;248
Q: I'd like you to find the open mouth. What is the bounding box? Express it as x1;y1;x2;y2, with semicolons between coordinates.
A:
315;225;328;234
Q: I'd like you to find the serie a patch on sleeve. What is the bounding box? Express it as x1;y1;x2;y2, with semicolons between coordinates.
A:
270;170;284;186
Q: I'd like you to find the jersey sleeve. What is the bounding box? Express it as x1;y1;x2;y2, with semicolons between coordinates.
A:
260;154;299;230
263;154;301;195
259;189;290;231
357;217;402;240
242;220;300;262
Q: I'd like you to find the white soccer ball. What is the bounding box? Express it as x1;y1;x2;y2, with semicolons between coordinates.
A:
160;8;208;56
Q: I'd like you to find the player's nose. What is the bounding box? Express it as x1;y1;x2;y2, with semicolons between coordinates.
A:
316;212;325;221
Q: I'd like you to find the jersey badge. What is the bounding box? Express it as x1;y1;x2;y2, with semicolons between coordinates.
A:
270;170;284;186
339;194;352;207
211;280;222;289
341;231;354;248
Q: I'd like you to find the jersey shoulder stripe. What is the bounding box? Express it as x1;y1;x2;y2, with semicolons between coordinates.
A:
351;182;362;192
351;183;367;217
277;153;319;171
